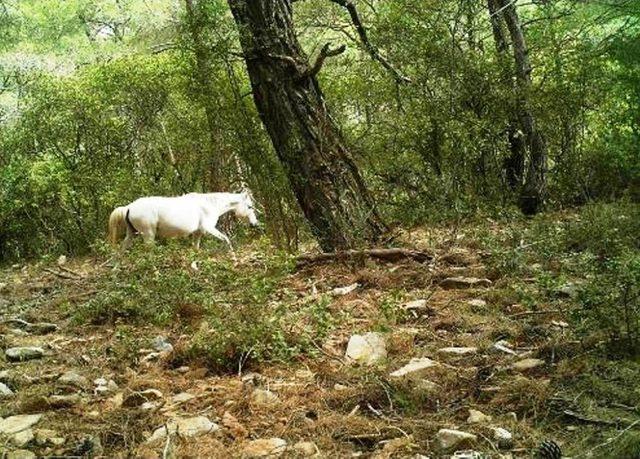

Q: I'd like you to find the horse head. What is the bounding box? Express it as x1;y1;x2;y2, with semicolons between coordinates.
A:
234;191;259;227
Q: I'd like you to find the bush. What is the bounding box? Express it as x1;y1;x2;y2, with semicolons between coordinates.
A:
575;253;640;353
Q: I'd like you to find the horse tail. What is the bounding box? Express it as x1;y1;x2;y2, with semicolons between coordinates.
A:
108;206;128;245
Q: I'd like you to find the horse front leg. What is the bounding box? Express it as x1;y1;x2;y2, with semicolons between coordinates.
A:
193;232;202;250
203;222;237;262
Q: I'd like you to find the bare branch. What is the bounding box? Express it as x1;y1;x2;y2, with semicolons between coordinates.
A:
328;0;411;84
305;42;346;77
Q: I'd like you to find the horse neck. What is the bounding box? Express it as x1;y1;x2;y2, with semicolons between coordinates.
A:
204;193;241;216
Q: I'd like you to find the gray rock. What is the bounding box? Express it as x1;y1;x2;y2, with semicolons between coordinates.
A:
171;392;195;404
293;441;318;457
436;429;477;450
467;299;487;307
0;381;15;397
557;282;579;298
58;371;89;388
251;388;279;406
0;414;42;435
345;332;387;365
511;358;545;372
5;347;44;362
438;347;478;356
152;335;174;353
403;299;428;311
6;450;36;459
467;409;492;424
493;427;513;449
34;429;66;446
11;428;34;447
389;358;438;379
48;394;82;408
146;416;219;443
440;277;492;289
122;388;163;408
25;322;58;334
451;452;484;459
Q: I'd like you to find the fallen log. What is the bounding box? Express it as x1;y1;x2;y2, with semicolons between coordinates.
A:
296;248;432;268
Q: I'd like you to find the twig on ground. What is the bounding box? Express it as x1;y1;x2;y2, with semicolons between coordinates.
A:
296;248;432;268
508;309;563;318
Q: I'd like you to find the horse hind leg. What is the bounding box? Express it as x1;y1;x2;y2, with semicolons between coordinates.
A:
120;226;135;251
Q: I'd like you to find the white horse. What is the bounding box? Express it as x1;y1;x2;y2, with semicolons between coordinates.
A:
108;191;259;256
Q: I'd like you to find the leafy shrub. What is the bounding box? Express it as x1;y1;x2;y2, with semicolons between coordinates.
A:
575;253;640;353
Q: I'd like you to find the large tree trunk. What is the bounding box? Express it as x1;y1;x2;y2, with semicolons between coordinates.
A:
487;0;526;191
227;0;386;251
497;0;548;215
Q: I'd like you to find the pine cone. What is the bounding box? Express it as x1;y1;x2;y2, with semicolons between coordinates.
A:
535;439;562;459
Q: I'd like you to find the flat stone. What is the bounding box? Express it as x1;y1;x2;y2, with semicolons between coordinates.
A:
440;277;492;289
511;358;545;372
345;332;387;365
467;299;487;307
48;394;82;408
171;392;195;404
12;428;34;447
467;409;492;424
451;452;484;459
0;381;15;397
6;450;36;459
5;347;44;362
34;428;65;446
242;438;288;458
251;389;279;406
25;323;58;334
0;414;42;435
293;441;318;457
438;347;478;355
146;416;219;443
436;429;477;450
331;283;359;296
58;371;89;388
389;358;438;378
403;299;428;310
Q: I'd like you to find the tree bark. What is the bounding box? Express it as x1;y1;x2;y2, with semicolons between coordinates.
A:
227;0;387;251
497;0;548;215
487;0;526;191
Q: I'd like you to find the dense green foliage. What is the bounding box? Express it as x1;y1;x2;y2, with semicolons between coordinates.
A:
1;0;638;259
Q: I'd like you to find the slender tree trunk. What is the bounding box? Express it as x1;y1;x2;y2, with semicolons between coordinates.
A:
487;0;525;191
497;0;548;215
227;0;386;251
184;0;227;191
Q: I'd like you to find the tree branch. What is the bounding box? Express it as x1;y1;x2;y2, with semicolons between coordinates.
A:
304;42;346;77
328;0;411;84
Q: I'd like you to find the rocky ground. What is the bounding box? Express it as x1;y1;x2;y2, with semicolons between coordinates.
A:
0;222;632;458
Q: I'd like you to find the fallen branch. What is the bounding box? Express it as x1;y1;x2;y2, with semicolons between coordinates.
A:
508;309;563;318
296;248;432;268
562;409;620;426
43;268;79;280
583;419;640;458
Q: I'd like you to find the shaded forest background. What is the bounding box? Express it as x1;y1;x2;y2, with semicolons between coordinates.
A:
0;0;638;259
